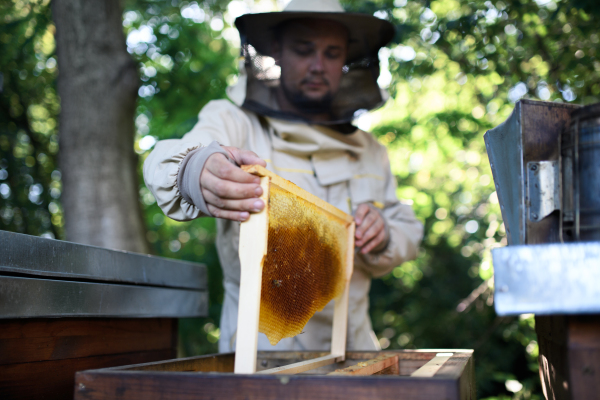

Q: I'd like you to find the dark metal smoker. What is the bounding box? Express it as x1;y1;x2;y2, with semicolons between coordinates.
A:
485;100;600;400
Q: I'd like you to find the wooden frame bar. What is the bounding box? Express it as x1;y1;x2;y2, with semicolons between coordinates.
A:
328;354;399;376
256;354;342;375
331;221;356;361
235;165;355;374
410;352;453;377
234;175;270;374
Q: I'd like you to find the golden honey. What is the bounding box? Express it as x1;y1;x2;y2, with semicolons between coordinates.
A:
258;183;348;345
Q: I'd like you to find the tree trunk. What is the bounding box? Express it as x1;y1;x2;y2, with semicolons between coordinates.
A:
53;0;148;253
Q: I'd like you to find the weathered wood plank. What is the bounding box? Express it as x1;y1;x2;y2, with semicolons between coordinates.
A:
1;349;174;400
121;353;235;373
330;221;355;362
435;352;473;379
257;354;342;375
568;348;600;400
372;363;400;376
235;175;270;374
112;350;456;376
328;354;399;376
256;351;445;376
567;316;600;400
74;371;460;400
0;318;175;365
568;315;600;349
457;352;476;400
411;353;453;377
536;315;572;400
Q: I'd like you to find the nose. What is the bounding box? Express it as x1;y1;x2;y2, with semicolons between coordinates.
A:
308;52;325;74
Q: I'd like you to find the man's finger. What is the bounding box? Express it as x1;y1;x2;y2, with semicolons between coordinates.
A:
207;204;250;222
356;217;384;247
204;190;264;212
354;203;370;225
205;153;261;184
355;209;377;240
360;229;387;254
202;173;263;199
225;147;267;167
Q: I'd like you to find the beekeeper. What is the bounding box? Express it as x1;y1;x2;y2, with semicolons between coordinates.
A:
144;0;423;352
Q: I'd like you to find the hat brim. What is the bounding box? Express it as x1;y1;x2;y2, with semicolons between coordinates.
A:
235;12;395;63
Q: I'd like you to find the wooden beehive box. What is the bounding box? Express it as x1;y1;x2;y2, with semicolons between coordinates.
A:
74;350;476;400
0;231;207;400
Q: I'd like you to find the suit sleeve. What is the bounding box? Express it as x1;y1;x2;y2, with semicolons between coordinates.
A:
143;100;252;221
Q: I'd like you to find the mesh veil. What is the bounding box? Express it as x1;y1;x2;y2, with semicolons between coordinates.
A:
238;40;387;125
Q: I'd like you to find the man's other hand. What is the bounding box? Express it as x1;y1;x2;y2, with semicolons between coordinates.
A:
200;146;267;221
354;203;389;254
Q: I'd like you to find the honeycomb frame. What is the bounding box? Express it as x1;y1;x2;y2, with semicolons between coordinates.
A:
234;165;355;374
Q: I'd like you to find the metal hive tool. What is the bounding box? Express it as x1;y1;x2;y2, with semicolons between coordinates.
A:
235;165;355;374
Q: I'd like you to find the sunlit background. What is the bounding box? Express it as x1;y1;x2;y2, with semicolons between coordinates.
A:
2;0;599;398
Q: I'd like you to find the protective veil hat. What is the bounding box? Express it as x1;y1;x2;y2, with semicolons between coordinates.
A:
235;0;395;63
230;0;396;126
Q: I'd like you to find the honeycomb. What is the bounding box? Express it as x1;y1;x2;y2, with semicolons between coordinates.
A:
258;183;349;345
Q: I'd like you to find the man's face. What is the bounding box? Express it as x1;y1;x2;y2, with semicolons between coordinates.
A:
274;19;348;113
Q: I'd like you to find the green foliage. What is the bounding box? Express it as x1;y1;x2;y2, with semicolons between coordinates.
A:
0;0;63;237
125;0;238;142
2;0;599;398
123;0;236;356
340;0;598;398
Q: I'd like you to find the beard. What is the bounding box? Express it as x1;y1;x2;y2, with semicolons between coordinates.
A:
280;78;334;115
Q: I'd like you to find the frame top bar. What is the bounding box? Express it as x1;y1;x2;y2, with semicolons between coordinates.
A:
242;165;354;225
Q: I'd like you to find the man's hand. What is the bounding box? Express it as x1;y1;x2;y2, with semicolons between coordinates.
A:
200;146;267;221
354;203;389;254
